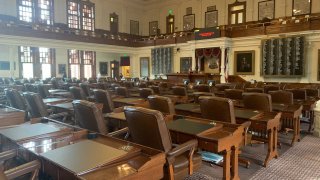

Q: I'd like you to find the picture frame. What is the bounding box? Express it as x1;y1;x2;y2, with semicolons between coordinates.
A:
130;20;139;35
205;10;218;28
0;61;10;70
183;14;195;31
149;21;158;36
99;62;108;75
140;57;150;77
258;0;275;21
180;57;192;73
58;64;66;74
234;51;255;75
292;0;312;16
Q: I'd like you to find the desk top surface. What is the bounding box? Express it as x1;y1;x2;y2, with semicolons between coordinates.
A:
40;140;130;175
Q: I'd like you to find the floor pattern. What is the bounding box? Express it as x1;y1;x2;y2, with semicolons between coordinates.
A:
249;135;320;180
186;135;320;180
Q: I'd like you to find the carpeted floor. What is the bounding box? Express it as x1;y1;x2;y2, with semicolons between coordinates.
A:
186;133;320;180
250;135;320;180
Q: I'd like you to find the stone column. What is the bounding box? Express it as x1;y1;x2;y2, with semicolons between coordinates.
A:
220;46;226;83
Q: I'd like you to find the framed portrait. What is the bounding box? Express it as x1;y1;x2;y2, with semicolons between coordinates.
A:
258;0;275;21
234;51;255;75
99;62;108;75
140;57;150;77
58;64;66;74
180;57;192;73
130;20;139;35
205;10;218;28
183;14;195;31
292;0;312;16
149;21;158;36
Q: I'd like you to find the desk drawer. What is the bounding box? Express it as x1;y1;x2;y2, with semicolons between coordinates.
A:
199;140;218;152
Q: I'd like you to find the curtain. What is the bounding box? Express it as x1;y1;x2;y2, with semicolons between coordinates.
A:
151;47;173;75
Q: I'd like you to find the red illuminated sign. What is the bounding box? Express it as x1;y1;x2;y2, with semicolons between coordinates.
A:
199;32;215;37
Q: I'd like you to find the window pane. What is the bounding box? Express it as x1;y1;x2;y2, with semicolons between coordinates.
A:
238;12;243;23
231;13;236;24
19;0;33;22
68;49;80;64
20;46;33;63
39;47;51;64
67;1;80;29
42;64;51;79
22;63;33;78
84;65;92;79
38;0;53;25
231;5;244;11
70;64;80;79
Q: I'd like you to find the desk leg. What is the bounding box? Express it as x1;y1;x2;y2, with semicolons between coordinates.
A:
308;110;314;133
264;127;278;167
291;117;300;146
223;149;231;180
231;146;240;180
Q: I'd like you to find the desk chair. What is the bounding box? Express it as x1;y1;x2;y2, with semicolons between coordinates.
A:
287;89;307;101
115;87;130;97
225;89;244;100
5;88;27;111
0;150;40;180
269;90;293;105
170;86;189;103
73;100;127;135
264;85;280;94
93;89;114;113
148;95;175;115
150;86;160;94
305;88;320;99
139;88;154;99
124;106;201;180
23;92;69;121
138;82;147;88
69;86;87;100
243;93;272;112
245;88;264;93
37;84;52;98
199;96;251;168
194;84;210;92
79;83;91;97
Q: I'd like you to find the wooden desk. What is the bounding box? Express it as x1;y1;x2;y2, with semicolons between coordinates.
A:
294;98;317;132
43;98;72;105
112;97;146;108
175;103;281;167
0;120;165;180
233;101;303;146
272;103;303;145
48;102;74;112
0;106;25;127
168;117;244;180
106;112;244;180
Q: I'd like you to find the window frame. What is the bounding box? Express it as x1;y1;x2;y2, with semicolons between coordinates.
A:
67;0;95;31
19;46;56;79
68;49;96;79
228;1;246;25
17;0;54;25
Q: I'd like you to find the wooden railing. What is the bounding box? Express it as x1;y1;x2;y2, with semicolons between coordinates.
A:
0;13;319;47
